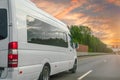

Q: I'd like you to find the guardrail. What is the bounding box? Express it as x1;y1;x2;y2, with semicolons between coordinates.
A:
77;52;109;57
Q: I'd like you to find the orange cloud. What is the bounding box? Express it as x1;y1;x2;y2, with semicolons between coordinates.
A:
63;13;85;20
86;4;104;12
55;6;79;19
111;39;120;44
55;0;87;19
93;6;104;12
107;0;120;6
103;38;120;45
31;0;67;15
71;0;79;3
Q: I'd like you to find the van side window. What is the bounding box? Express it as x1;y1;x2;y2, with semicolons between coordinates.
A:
0;9;7;40
27;16;68;47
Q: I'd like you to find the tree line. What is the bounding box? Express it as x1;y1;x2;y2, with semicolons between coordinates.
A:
70;25;113;53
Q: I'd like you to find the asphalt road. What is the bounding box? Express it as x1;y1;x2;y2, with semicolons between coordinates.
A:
50;54;120;80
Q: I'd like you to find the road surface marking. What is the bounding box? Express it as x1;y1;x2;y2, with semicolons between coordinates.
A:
104;60;107;62
78;70;93;80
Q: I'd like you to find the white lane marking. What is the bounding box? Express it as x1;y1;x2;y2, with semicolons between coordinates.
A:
104;60;107;62
78;70;93;80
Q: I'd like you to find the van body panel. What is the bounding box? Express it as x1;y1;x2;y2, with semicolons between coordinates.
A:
0;0;10;79
0;0;9;66
18;65;42;80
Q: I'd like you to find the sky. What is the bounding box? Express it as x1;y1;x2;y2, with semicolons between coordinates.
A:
31;0;120;46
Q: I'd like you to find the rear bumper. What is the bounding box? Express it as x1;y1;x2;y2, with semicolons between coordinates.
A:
0;68;18;80
0;64;43;80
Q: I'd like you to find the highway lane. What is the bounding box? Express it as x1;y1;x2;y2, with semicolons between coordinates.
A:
50;54;120;80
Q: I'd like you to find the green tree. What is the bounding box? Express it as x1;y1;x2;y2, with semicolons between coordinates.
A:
70;25;82;43
70;25;113;53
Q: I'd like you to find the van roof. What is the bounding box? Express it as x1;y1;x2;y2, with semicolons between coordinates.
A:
24;0;69;33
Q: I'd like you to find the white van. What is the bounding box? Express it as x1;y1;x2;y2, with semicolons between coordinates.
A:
0;0;77;80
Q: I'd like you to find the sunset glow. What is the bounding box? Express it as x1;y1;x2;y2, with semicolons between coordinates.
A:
71;0;78;3
31;0;120;46
55;0;86;19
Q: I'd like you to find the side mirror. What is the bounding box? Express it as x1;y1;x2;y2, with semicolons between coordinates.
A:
75;43;79;49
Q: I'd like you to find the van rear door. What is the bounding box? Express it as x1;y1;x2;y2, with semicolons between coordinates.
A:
0;0;10;78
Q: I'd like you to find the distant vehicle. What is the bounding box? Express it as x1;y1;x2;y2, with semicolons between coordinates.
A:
0;0;77;80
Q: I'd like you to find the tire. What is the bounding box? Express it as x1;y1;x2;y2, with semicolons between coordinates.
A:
70;60;77;73
38;65;50;80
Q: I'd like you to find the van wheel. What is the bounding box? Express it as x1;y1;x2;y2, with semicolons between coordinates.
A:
69;60;77;73
39;65;50;80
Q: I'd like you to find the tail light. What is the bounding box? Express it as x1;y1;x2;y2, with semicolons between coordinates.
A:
9;42;18;49
8;42;18;68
